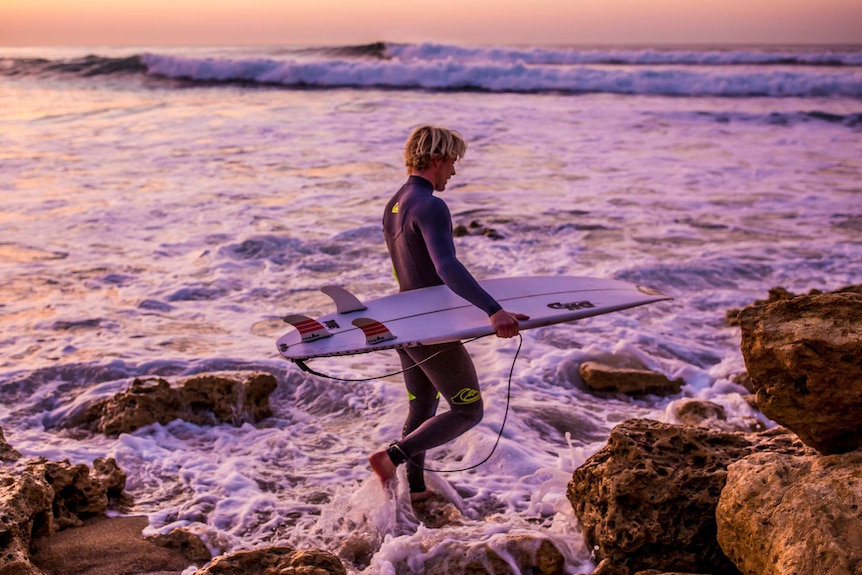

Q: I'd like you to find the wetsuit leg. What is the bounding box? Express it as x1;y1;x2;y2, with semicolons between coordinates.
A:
396;348;440;493
391;341;484;489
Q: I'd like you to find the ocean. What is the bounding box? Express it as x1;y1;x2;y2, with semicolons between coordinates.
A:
1;42;860;574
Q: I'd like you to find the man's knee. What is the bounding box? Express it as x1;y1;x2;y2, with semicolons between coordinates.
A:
449;388;483;427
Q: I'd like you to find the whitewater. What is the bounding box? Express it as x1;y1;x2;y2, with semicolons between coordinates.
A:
1;42;860;574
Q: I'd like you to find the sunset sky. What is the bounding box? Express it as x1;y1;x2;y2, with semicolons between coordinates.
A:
1;0;860;46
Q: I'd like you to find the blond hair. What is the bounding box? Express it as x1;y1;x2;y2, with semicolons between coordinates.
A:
404;125;467;171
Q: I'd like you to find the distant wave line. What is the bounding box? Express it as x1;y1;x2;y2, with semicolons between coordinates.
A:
2;45;862;99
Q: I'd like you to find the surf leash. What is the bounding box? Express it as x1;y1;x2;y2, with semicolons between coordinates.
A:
291;335;488;382
414;332;522;474
292;333;523;473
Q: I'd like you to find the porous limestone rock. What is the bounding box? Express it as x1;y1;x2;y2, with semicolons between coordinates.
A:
146;527;212;562
579;362;683;396
738;291;862;454
193;546;347;575
716;449;862;575
567;418;811;574
0;469;54;575
0;457;128;575
61;372;278;436
30;457;126;530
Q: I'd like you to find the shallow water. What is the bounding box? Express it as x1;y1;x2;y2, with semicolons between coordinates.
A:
1;44;860;573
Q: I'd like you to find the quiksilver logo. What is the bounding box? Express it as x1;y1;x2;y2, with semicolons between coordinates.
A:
451;388;481;405
548;300;596;311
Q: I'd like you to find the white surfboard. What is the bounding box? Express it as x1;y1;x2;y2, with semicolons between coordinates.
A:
276;276;670;361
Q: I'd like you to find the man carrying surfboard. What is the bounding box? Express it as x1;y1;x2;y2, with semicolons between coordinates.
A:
369;125;528;501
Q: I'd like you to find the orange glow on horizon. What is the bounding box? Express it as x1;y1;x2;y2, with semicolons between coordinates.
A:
1;0;860;46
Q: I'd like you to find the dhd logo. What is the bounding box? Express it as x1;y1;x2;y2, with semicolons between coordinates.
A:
548;300;596;311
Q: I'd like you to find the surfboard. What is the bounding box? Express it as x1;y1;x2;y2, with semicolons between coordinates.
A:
276;276;670;361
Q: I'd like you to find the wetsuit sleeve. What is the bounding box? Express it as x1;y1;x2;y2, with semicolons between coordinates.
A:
416;199;503;316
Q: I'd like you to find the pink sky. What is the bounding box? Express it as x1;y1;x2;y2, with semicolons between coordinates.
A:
1;0;860;46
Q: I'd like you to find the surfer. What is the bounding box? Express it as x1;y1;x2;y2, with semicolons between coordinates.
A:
369;125;528;501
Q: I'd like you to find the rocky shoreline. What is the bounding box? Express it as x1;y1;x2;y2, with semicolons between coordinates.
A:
1;288;860;575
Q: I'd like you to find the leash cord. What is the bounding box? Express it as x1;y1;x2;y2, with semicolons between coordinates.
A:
291;333;523;473
415;332;521;474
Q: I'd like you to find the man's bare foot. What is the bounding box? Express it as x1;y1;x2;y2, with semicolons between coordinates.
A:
410;489;435;503
369;450;397;487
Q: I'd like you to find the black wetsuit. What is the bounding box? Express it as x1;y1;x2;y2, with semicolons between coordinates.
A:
382;175;502;493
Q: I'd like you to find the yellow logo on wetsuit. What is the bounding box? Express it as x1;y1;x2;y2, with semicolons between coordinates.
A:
391;202;399;214
451;388;481;405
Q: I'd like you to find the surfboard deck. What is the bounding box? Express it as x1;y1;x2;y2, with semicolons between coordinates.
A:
276;276;670;361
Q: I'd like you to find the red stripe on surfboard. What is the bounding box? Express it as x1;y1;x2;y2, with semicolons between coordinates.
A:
294;320;324;333
358;324;390;335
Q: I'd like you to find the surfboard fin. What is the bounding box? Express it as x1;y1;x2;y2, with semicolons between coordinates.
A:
352;317;396;345
282;314;333;343
321;285;368;314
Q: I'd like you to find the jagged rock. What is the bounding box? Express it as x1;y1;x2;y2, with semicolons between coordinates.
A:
0;469;54;575
0;457;129;575
726;284;862;326
195;547;296;575
454;220;505;240
0;426;22;462
580;558;629;575
738;291;862;454
378;533;566;575
567;419;812;574
194;546;346;575
579;362;683;396
716;449;862;575
146;527;212;562
671;399;763;432
276;548;349;575
30;458;126;530
61;372;278;436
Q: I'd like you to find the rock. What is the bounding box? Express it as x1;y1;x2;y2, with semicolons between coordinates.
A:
61;372;278;436
195;547;295;575
726;284;862;327
146;527;212;562
0;469;54;575
738;291;862;454
587;558;630;575
453;220;504;240
567;419;811;574
579;362;683;396
180;373;277;425
674;400;728;426
716;449;862;575
1;457;130;575
671;399;762;433
278;548;348;575
0;426;22;462
30;457;126;530
193;547;346;575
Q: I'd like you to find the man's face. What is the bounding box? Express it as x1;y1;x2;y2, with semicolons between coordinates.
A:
434;156;457;191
